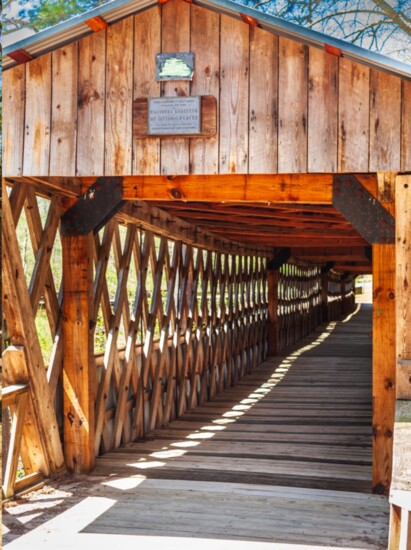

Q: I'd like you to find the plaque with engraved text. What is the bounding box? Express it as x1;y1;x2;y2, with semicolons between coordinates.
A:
148;97;201;135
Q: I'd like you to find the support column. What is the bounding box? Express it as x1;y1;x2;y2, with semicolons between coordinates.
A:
388;174;411;549
62;234;95;473
267;268;279;356
372;243;396;494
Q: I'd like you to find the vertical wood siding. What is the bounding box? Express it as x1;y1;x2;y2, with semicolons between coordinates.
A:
3;5;410;177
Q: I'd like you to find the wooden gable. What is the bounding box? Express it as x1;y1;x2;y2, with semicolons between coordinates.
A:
3;0;410;179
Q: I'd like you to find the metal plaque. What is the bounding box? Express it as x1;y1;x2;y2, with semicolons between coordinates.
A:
156;53;194;81
148;96;201;135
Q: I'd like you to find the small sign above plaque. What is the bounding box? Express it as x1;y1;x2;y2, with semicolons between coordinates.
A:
148;97;201;135
156;53;194;81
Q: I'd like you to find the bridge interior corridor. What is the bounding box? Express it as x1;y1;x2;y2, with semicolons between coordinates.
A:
3;304;389;550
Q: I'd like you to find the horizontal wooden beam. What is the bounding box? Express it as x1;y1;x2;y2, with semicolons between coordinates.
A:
118;202;272;257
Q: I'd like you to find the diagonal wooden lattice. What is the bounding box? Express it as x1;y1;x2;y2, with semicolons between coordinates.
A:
3;181;356;484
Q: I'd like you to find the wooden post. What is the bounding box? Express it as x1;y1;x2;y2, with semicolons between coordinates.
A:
372;243;396;494
267;268;279;356
388;174;411;549
321;272;329;323
62;234;95;472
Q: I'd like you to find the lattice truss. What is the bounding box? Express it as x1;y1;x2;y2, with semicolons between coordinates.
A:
3;182;268;460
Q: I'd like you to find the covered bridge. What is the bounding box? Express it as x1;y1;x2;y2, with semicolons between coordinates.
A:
2;0;411;547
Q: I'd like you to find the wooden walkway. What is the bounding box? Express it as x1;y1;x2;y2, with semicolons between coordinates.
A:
4;304;389;549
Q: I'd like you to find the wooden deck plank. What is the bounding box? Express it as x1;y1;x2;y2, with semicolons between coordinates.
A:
3;304;389;549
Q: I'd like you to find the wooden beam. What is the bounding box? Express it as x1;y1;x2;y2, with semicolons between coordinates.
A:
118;201;272;257
61;177;124;236
2;181;65;475
372;244;396;494
62;234;95;472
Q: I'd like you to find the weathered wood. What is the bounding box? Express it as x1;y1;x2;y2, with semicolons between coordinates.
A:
219;15;249;174
105;18;133;175
338;58;369;172
50;43;78;175
2;183;65;474
370;70;401;172
77;31;106;176
267;269;279;356
62;235;95;473
249;27;278;173
2;386;29;499
23;55;52;176
160;0;190;175
372;244;396;494
2;65;25;177
308;48;337;172
278;37;308;173
190;5;220;174
402;81;411;171
133;7;161;175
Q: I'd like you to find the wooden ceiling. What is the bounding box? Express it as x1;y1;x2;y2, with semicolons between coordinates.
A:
151;201;372;274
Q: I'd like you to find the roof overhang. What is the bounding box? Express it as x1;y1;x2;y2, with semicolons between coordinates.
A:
3;0;411;79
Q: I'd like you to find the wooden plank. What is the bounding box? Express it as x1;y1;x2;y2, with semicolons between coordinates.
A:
278;37;308;173
338;58;369;172
2;183;65;474
62;235;95;472
249;27;278;174
372;244;396;494
23;54;52;176
3;65;25;177
50;43;78;175
401;80;411;171
219;15;249;174
308;47;337;172
77;31;106;176
160;0;191;175
396;175;411;399
369;70;401;172
133;6;161;176
190;5;220;174
105;18;133;176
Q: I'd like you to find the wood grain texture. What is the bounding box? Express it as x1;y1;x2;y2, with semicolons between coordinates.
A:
77;31;106;176
160;0;191;176
338;58;369;172
3;65;25;176
401;80;411;171
2;182;65;474
62;235;95;473
190;5;220;174
249;27;278;174
370;70;401;172
50;43;78;176
372;244;396;495
395;175;411;400
308;47;338;172
133;7;161;176
23;54;52;176
219;15;249;174
278;37;308;173
105;18;133;176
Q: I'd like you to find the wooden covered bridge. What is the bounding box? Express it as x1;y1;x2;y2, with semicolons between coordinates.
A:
2;0;411;547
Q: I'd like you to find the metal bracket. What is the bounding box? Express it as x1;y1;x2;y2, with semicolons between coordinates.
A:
61;177;124;236
333;175;395;244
